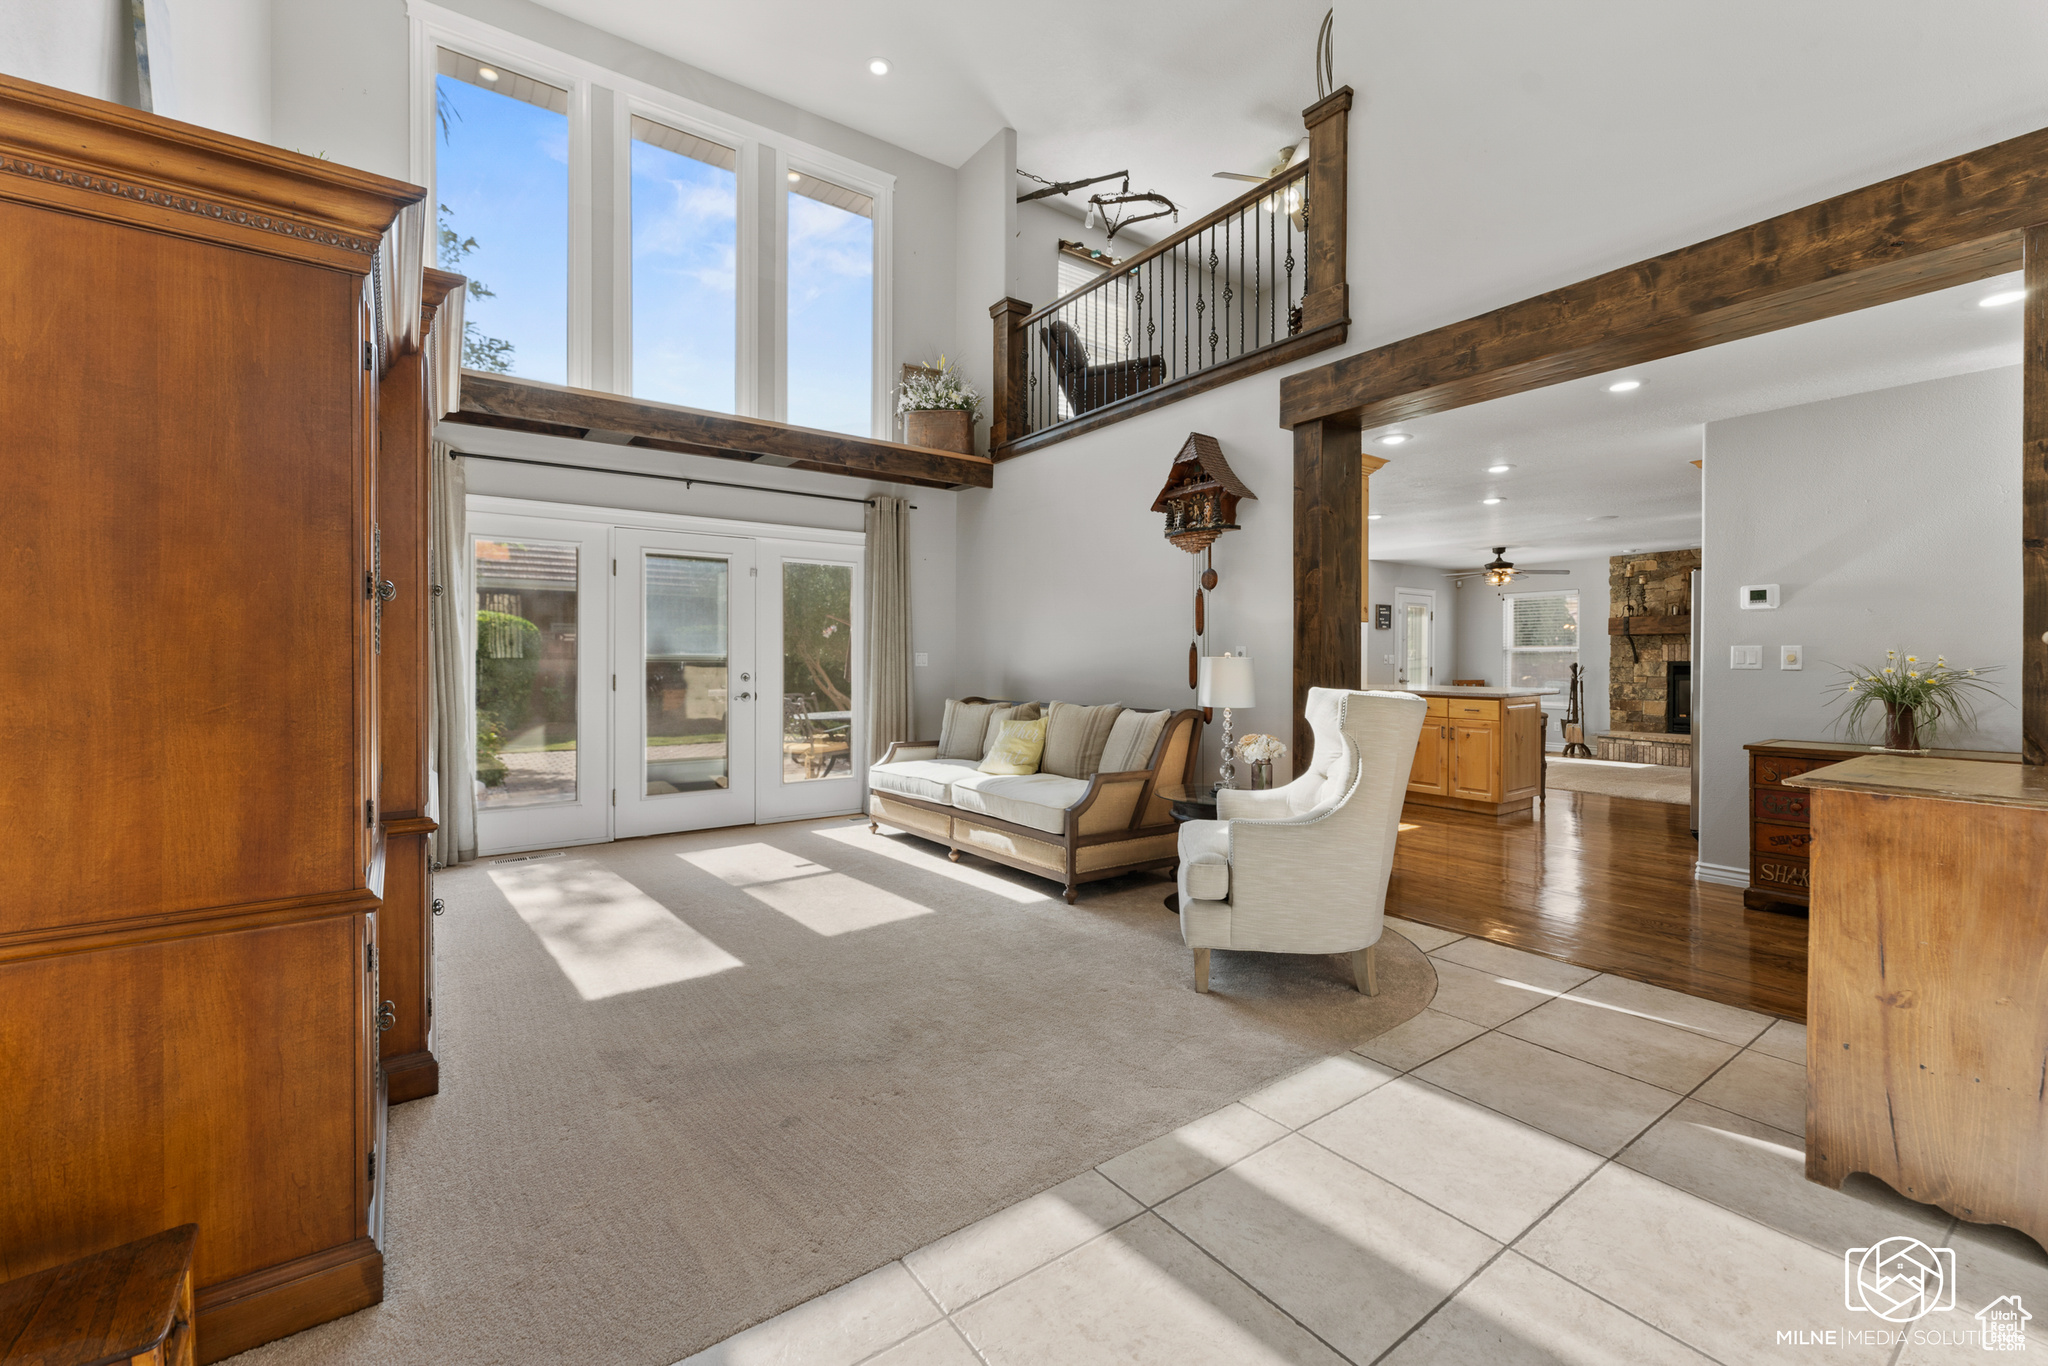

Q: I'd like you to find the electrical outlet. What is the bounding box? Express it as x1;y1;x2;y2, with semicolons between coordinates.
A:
913;653;929;667
1731;645;1763;669
1383;653;1395;665
1780;645;1803;670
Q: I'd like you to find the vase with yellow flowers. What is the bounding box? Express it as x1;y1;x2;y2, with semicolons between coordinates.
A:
1826;650;2004;752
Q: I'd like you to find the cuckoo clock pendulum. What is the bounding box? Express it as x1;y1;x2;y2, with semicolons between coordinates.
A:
1151;433;1256;711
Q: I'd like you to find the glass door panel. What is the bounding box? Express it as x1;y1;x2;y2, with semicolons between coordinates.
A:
471;513;612;855
615;529;754;836
1396;589;1434;690
755;542;864;823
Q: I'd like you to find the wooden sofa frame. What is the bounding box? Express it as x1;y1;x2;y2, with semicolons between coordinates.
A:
868;701;1205;904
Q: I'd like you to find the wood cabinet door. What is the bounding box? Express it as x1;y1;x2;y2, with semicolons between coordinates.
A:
1450;722;1501;801
1500;699;1542;798
1408;722;1448;795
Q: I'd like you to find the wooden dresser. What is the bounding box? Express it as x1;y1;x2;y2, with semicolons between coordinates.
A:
0;75;424;1360
1404;688;1545;819
1788;755;2048;1251
1741;740;2019;910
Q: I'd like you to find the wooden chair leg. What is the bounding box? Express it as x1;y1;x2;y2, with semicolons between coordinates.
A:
948;847;960;862
1063;885;1077;904
1193;947;1210;993
1351;945;1379;996
868;820;879;834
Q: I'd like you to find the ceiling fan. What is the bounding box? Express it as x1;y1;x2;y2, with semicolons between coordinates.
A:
1446;548;1573;588
1213;137;1311;185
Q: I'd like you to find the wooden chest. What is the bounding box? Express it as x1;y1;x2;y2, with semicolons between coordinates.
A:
1742;740;2020;911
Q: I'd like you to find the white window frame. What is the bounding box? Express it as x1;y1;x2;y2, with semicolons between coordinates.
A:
408;1;895;436
1500;589;1580;710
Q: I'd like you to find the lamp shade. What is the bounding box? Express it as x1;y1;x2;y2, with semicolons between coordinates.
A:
1198;655;1256;708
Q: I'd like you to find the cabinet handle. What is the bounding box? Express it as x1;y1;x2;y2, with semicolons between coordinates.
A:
377;579;397;603
376;1001;397;1032
431;897;445;917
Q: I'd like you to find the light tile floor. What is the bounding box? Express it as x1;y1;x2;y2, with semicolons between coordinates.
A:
679;919;2048;1366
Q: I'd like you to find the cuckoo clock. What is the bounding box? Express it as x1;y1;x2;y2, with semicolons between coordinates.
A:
1151;432;1257;554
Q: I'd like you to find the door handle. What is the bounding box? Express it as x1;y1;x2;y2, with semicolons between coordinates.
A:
377;580;397;603
431;897;445;917
737;691;752;700
376;1001;397;1032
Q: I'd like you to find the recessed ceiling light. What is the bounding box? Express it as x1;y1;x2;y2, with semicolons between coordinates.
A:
868;57;891;76
787;170;801;183
1487;463;1513;473
1367;513;1382;521
1378;433;1411;445
1482;497;1503;505
476;65;500;81
1980;288;2026;308
1607;379;1642;392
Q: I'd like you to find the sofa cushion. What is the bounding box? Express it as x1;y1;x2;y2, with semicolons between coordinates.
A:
978;718;1047;775
868;758;983;804
938;699;1004;759
1041;701;1122;778
950;771;1090;834
981;702;1042;755
1099;708;1170;773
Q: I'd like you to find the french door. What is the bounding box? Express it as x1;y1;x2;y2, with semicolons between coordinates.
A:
1396;588;1435;689
470;498;865;854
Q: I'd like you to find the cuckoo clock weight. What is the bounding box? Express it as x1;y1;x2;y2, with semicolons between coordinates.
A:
1152;432;1257;719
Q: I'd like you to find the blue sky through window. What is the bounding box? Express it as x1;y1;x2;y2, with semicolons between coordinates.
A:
632;135;737;411
787;190;873;435
436;72;568;385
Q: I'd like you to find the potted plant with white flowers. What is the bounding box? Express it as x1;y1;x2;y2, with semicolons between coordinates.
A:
1825;649;2005;752
1235;733;1287;789
897;356;982;455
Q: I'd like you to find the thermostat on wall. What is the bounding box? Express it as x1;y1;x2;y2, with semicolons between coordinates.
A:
1739;584;1780;610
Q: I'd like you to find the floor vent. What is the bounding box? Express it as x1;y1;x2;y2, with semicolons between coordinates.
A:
491;851;568;864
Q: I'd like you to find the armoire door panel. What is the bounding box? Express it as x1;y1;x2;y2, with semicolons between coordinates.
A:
0;198;366;933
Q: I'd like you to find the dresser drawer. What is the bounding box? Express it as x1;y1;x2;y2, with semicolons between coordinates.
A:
1752;754;1834;789
1753;822;1815;857
1753;788;1812;824
1425;696;1448;717
1447;697;1500;719
1751;853;1811;899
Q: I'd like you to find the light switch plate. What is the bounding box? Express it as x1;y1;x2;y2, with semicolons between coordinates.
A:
1780;645;1803;670
1731;645;1763;669
914;653;929;667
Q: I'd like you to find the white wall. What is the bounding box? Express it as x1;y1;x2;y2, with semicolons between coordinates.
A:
1364;561;1457;690
1;0;133;109
2;0;271;139
1449;557;1612;742
1696;366;2022;875
952;127;1014;456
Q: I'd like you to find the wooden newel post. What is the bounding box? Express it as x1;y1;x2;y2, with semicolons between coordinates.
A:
989;297;1032;455
2025;226;2048;764
1298;86;1352;334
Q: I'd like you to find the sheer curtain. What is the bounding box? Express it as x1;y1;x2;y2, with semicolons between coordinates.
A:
429;440;476;865
864;495;913;765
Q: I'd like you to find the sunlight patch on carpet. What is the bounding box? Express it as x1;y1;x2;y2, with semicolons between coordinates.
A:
809;824;1053;904
490;858;742;1000
681;843;934;937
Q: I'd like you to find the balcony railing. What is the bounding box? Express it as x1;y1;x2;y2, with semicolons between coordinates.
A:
991;87;1352;458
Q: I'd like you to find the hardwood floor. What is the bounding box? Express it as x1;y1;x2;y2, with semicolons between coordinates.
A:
1390;789;1809;1021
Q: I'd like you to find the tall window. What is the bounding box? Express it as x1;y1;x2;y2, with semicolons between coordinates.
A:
1502;592;1580;704
434;49;569;383
786;171;873;435
631;116;737;411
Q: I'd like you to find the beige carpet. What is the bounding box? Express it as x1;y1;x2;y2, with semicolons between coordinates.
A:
233;817;1434;1366
1546;757;1692;804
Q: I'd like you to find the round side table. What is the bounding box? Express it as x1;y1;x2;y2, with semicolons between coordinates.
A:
1157;783;1219;913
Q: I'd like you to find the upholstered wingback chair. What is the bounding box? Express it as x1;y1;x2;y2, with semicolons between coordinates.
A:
1176;687;1428;994
1039;319;1168;415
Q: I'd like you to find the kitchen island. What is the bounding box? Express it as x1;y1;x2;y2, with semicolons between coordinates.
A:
1401;686;1549;819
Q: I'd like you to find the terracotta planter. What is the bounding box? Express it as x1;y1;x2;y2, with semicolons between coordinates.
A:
905;408;973;454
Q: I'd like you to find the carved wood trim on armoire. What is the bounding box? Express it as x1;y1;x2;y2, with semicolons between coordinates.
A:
0;73;426;1362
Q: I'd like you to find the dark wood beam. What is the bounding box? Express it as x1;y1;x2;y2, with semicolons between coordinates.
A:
444;372;994;489
1609;614;1692;637
1281;124;2048;431
2025;225;2048;764
1293;417;1363;764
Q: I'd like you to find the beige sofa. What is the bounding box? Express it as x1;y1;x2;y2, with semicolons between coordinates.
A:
867;697;1204;903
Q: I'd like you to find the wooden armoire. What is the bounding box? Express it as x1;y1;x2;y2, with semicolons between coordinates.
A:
0;74;432;1361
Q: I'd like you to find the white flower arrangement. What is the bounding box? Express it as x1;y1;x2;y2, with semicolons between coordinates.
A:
896;355;983;418
1235;733;1287;762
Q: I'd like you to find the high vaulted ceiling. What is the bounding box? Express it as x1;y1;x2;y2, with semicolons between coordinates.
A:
529;0;1337;224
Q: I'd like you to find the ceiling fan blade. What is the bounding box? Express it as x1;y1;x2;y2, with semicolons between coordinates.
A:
1212;171;1267;182
1517;569;1573;575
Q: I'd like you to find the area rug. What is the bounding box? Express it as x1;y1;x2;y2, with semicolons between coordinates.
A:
232;817;1434;1366
1546;756;1692;804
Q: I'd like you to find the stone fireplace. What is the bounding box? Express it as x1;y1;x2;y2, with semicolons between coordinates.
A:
1593;548;1699;767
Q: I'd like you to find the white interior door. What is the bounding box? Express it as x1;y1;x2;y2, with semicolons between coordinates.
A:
613;529;756;837
471;512;612;855
1395;588;1435;689
754;539;865;823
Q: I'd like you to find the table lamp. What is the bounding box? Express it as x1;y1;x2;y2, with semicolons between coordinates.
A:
1198;653;1256;788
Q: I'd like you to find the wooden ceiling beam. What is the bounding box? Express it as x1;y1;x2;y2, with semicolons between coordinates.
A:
444;372;995;489
1280;124;2048;431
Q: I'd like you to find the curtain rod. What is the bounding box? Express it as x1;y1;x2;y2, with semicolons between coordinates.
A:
452;449;915;509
